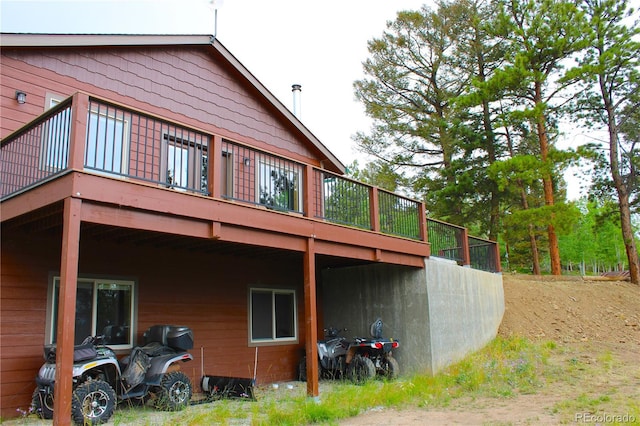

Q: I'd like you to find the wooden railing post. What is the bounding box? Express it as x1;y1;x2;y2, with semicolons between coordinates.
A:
419;202;429;247
494;242;502;273
209;135;223;199
461;227;471;267
68;92;89;171
370;187;380;232
303;165;314;218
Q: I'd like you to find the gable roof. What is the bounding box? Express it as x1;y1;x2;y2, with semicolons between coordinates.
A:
1;33;346;173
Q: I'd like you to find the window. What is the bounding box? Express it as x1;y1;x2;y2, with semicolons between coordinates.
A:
162;134;208;193
258;161;302;212
221;151;234;198
250;288;297;343
48;277;135;349
40;96;71;172
85;107;129;175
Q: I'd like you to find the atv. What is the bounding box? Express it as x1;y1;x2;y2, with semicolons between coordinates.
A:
31;324;194;425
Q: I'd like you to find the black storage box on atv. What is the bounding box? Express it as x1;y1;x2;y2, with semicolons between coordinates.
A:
143;325;194;351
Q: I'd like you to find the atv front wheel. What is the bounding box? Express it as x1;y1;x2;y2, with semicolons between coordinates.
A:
31;387;54;419
347;355;375;384
71;380;116;425
156;371;192;411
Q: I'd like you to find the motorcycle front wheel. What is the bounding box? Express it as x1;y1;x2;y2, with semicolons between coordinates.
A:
347;355;375;384
71;380;116;425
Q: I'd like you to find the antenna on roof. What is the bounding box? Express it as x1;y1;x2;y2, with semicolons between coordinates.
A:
210;0;225;39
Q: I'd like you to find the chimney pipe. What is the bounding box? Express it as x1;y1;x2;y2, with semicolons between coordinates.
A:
291;84;301;118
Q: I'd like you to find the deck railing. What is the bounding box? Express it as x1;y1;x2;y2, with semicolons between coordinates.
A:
1;92;500;272
469;236;500;273
221;140;305;214
427;218;466;264
426;218;501;273
0;98;73;197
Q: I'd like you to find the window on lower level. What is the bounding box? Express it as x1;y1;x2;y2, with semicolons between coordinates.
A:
48;277;135;349
249;288;297;343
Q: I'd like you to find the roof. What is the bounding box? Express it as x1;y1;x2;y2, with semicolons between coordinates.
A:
0;33;346;173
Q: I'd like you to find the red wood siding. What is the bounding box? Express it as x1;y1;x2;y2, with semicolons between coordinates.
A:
1;47;321;166
0;228;307;418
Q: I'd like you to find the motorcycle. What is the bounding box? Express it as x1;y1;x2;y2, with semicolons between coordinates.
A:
31;324;194;425
297;319;400;384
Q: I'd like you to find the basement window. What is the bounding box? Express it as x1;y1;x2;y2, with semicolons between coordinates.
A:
47;277;135;349
249;288;297;344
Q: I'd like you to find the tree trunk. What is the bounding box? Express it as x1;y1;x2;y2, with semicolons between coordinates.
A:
535;82;562;275
504;116;541;274
601;78;640;285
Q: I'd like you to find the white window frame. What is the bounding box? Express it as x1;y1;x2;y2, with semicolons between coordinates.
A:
249;288;297;344
39;95;71;172
161;133;208;192
85;107;130;175
256;161;302;212
46;277;136;350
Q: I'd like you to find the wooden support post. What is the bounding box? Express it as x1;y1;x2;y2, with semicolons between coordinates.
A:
303;237;319;397
53;196;82;425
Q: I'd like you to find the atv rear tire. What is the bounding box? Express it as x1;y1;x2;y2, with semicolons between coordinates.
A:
348;355;375;384
71;380;116;425
156;371;192;411
382;355;400;379
31;387;54;420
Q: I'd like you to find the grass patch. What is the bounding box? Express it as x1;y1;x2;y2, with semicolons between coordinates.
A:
164;335;554;425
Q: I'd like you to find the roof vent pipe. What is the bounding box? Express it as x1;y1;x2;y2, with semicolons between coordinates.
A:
291;84;301;118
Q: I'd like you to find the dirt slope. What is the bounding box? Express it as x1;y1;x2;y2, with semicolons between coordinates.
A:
498;274;639;347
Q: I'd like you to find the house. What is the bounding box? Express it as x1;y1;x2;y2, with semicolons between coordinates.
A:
0;33;503;422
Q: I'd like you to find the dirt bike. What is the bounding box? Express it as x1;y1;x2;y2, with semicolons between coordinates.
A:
31;324;194;425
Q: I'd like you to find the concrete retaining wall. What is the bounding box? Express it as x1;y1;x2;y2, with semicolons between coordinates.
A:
321;257;504;375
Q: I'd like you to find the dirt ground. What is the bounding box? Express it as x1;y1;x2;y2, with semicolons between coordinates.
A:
342;274;640;425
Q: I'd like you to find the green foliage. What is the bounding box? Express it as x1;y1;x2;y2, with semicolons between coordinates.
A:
155;336;553;425
559;198;637;273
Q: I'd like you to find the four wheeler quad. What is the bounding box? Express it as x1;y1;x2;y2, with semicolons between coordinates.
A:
298;319;400;384
31;324;194;425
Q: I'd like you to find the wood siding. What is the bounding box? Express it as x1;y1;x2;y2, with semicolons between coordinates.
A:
0;227;307;418
1;47;321;166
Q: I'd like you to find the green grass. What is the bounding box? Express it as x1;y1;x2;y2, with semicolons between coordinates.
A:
149;335;554;425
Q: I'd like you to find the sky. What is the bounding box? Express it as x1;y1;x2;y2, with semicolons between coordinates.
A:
1;0;591;200
1;0;431;168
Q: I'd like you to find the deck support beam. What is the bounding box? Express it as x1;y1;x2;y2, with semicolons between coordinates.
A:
303;236;319;397
53;196;82;425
